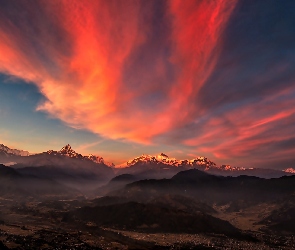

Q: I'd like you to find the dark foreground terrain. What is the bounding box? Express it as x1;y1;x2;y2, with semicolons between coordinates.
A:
1;198;295;250
1;165;295;249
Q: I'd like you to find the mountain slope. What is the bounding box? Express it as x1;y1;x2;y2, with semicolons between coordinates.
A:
0;164;77;199
6;145;115;192
259;194;295;234
64;201;241;237
0;144;28;166
47;144;114;167
113;169;295;207
0;144;29;157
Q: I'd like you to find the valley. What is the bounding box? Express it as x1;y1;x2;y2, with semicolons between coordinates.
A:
1;197;295;249
0;144;295;249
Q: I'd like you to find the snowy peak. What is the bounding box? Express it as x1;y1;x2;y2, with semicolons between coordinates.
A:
124;153;249;172
47;144;83;159
155;153;180;165
125;154;217;168
0;144;30;156
47;144;114;166
87;154;104;163
214;164;246;171
59;144;73;153
283;168;295;174
87;154;115;167
126;154;159;166
58;144;83;159
125;153;183;166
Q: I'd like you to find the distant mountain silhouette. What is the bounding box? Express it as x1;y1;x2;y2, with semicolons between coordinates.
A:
113;169;295;209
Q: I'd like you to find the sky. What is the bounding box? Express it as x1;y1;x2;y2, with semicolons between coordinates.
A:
0;0;294;169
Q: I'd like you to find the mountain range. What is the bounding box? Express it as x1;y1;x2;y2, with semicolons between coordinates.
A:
0;143;294;195
65;169;295;240
116;153;294;179
0;144;114;192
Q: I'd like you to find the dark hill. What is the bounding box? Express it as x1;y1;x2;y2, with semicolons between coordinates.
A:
91;194;216;215
0;164;77;199
172;168;221;183
0;164;21;177
16;164;113;193
113;169;295;206
64;202;241;237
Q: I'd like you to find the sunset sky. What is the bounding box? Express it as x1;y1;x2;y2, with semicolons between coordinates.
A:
0;0;294;169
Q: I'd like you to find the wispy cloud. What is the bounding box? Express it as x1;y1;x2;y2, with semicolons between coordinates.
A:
0;0;294;168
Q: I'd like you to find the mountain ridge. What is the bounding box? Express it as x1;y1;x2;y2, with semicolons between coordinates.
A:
46;144;114;167
1;143;294;179
0;144;30;157
121;153;243;171
0;143;114;167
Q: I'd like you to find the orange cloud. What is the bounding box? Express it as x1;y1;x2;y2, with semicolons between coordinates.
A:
166;0;237;119
185;89;295;163
0;0;237;143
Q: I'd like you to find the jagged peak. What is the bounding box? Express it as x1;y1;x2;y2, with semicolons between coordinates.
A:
59;144;74;152
87;154;104;162
124;153;217;168
88;154;115;167
46;144;114;166
57;144;81;158
122;153;250;172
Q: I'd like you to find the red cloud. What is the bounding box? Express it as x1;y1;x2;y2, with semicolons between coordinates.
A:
0;0;237;143
164;0;237;127
185;89;295;164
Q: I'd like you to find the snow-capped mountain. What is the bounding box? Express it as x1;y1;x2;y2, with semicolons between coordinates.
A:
118;153;292;179
2;144;115;191
123;153;244;171
283;168;295;174
217;165;246;171
86;154;114;167
47;144;114;167
88;154;115;167
124;153;215;167
47;144;84;159
0;144;30;156
117;153;249;180
1;142;292;180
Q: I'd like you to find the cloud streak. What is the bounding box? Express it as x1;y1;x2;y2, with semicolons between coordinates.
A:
0;0;236;140
0;0;294;168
